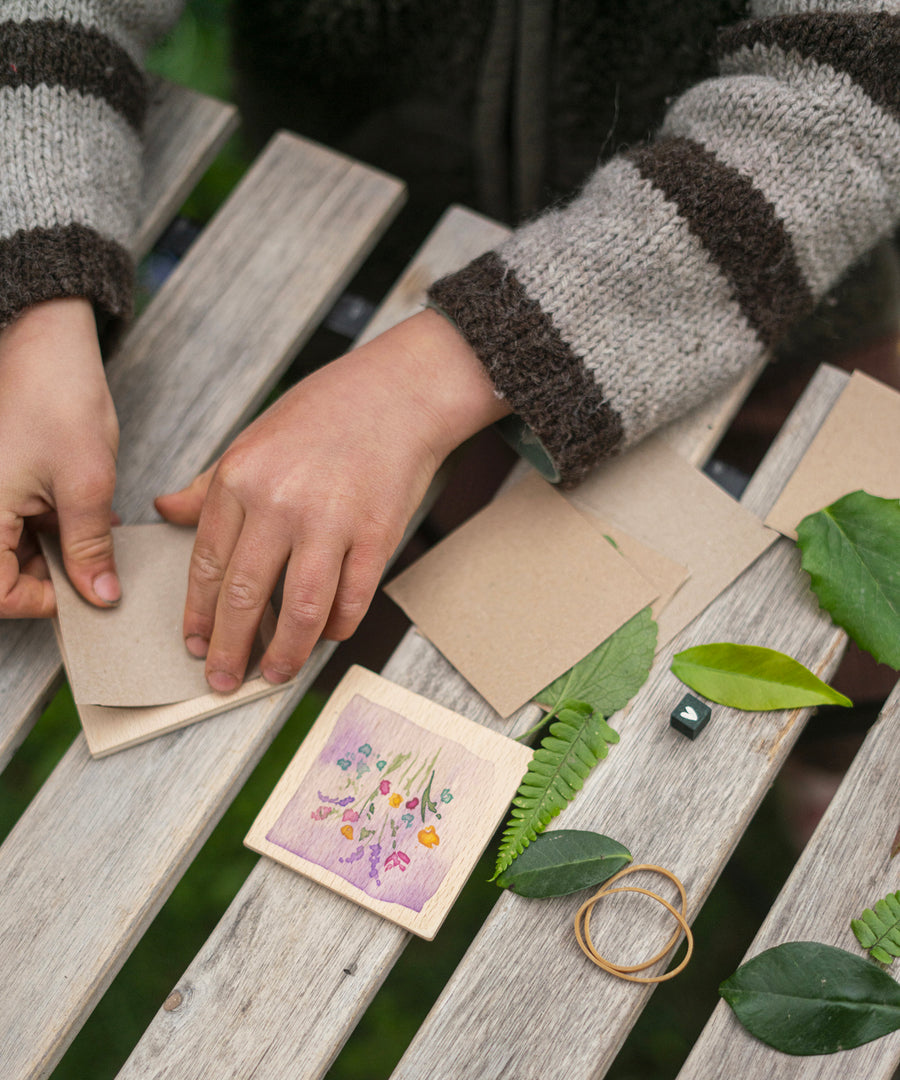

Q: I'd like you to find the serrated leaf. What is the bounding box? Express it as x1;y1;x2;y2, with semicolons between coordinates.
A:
491;707;619;879
671;643;851;710
797;491;900;670
720;941;900;1054
535;607;657;718
852;891;900;964
494;830;632;898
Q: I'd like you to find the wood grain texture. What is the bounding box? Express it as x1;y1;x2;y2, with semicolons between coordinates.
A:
385;365;852;1080
678;676;900;1079
0;135;405;1080
136;79;238;260
0;82;236;773
115;203;521;1080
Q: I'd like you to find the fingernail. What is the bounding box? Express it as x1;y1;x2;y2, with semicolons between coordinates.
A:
263;667;292;685
185;635;209;659
93;571;121;605
208;670;239;694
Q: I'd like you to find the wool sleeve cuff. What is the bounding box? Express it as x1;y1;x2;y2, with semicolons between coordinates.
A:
430;8;900;486
0;11;161;331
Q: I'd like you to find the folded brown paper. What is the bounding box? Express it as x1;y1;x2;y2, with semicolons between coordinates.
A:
44;524;210;707
765;371;900;539
385;472;660;718
43;523;287;756
565;434;775;647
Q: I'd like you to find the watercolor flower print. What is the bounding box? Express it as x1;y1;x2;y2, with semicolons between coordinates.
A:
266;694;495;911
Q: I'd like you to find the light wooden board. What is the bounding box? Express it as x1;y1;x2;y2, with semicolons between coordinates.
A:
0;134;405;1080
383;366;852;1080
0;82;236;774
114;205;529;1080
114;354;829;1072
135;78;238;259
678;677;900;1079
246;666;531;939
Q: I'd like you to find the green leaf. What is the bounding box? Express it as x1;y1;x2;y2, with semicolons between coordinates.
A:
852;891;900;965
494;830;632;898
492;706;619;880
797;491;900;670
536;607;657;718
720;941;900;1055
670;643;851;711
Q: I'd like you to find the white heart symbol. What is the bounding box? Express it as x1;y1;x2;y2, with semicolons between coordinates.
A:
680;706;698;722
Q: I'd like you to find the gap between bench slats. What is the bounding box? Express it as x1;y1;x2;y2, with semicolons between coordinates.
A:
110;309;831;1076
0;132;405;1080
0;82;236;773
678;678;900;1078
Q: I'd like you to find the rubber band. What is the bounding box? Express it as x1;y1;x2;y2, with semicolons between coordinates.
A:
574;863;694;983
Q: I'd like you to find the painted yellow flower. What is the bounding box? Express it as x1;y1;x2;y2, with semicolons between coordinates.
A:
418;825;440;848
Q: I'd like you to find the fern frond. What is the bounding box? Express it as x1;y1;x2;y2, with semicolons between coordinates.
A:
851;891;900;964
492;705;618;879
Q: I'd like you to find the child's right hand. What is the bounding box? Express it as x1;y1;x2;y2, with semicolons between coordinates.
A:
0;298;121;618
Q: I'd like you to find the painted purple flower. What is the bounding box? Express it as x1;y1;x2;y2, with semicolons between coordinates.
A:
319;791;356;806
339;844;365;865
368;843;382;884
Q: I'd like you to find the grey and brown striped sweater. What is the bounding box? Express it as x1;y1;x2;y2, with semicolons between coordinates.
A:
2;1;899;485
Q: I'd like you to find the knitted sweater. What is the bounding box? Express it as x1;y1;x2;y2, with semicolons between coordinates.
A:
2;1;899;486
0;0;182;329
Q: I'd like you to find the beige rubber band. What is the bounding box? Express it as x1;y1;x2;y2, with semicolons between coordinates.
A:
574;863;694;983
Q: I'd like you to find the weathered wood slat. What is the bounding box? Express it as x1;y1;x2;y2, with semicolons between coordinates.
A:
385;366;851;1080
678;679;900;1079
112;204;517;1080
135;78;238;259
0;83;237;775
113;290;820;1077
0;133;405;1080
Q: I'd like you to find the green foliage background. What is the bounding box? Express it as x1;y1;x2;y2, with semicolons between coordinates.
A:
0;3;802;1077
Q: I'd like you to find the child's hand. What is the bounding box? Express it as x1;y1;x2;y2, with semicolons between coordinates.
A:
155;309;509;691
0;298;120;617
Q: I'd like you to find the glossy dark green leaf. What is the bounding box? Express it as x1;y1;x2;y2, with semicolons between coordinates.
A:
535;607;657;719
671;643;851;710
797;491;900;670
720;942;900;1055
495;830;632;898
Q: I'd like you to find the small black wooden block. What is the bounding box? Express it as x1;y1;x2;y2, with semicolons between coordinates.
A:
670;694;711;739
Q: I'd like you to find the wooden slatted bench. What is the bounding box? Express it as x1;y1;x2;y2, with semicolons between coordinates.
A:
1;84;898;1080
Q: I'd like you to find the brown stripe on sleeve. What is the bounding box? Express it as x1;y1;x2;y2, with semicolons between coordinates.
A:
0;224;134;330
629;136;813;348
0;19;146;130
428;250;625;485
719;12;900;124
